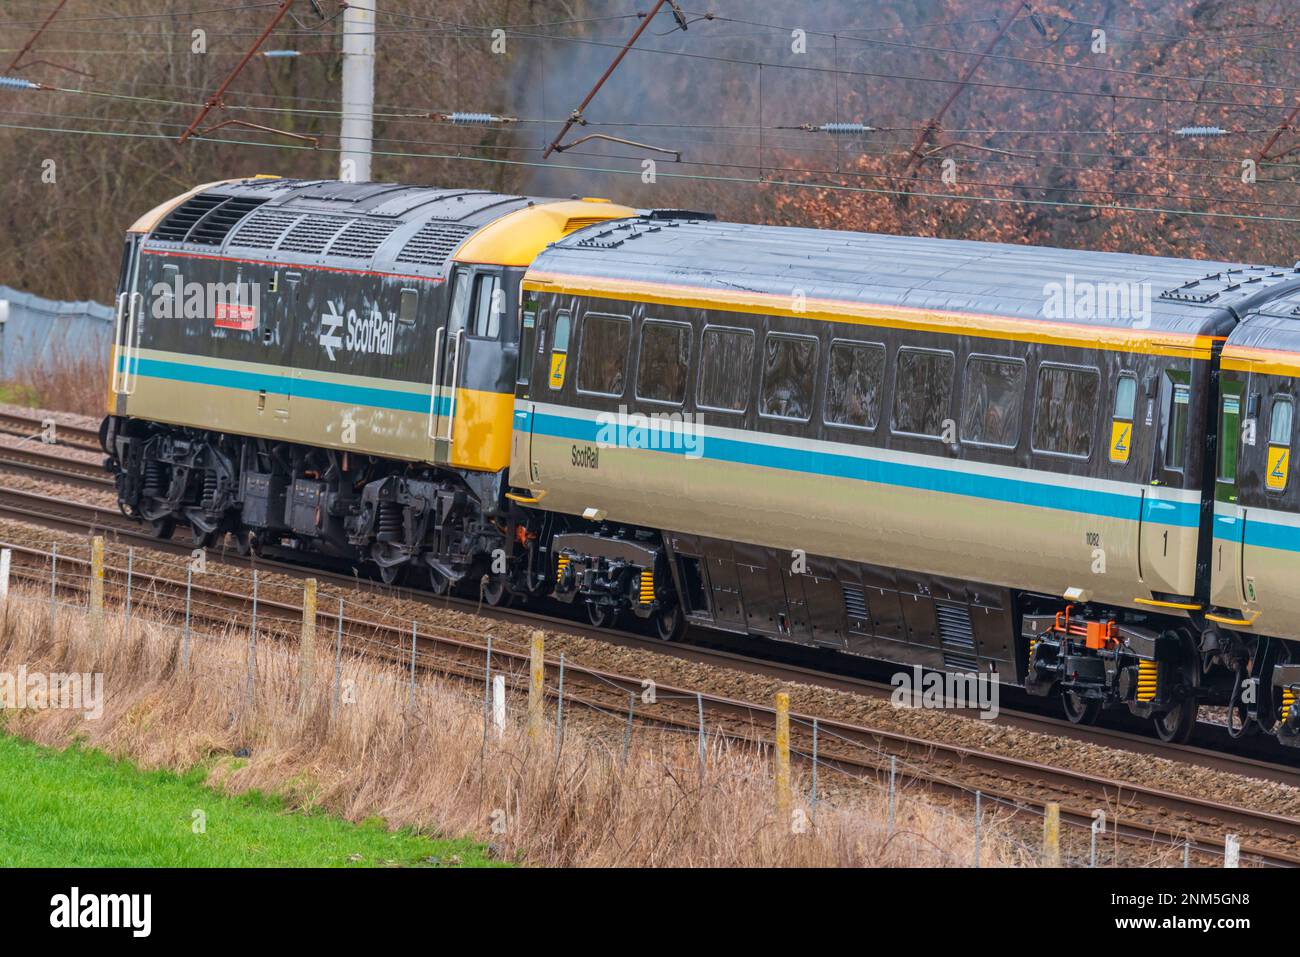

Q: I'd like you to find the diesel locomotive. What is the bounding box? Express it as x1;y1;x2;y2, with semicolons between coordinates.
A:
102;176;1300;747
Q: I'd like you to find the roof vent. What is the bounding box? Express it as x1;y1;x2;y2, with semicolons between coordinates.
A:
228;209;300;250
394;220;476;267
188;197;268;245
151;193;226;243
326;218;399;259
277;215;351;254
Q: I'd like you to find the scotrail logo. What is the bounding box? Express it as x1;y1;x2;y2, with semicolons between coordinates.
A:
594;405;705;459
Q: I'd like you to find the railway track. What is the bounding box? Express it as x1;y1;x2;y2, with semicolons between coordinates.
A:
0;463;1296;784
2;489;1300;865
0;445;111;491
0;410;100;451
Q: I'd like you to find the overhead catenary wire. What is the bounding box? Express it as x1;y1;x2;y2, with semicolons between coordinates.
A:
7;118;1300;226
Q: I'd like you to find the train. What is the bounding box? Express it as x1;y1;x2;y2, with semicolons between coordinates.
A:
100;176;1300;748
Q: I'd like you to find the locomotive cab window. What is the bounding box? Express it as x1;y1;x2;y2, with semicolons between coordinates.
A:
1031;363;1099;459
577;313;631;397
636;319;691;405
960;355;1024;449
760;333;818;421
548;310;571;390
824;340;885;431
468;274;503;339
698;326;755;413
1109;372;1137;465
1267;395;1293;493
891;348;954;438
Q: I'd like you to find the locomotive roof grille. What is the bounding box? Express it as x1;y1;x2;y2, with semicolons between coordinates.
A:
187;197;268;246
227;208;299;249
325;218;399;259
394;220;477;266
150;194;224;242
277;214;352;255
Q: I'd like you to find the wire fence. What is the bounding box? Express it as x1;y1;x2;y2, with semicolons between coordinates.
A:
0;533;1275;868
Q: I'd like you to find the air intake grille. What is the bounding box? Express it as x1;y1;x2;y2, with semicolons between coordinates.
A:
277;215;351;254
151;193;226;242
395;221;476;266
188;197;267;246
326;218;399;259
842;584;870;634
936;600;977;671
228;209;300;249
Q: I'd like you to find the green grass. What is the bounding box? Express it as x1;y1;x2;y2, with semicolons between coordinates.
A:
0;734;504;867
0;381;38;406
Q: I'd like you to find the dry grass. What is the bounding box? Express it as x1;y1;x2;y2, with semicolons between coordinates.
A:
11;348;109;418
0;587;1035;867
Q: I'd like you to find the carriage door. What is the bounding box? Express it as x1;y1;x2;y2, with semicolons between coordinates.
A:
1138;368;1193;595
430;266;507;467
429;268;471;463
510;289;541;489
110;234;145;411
1210;379;1247;611
1240;393;1294;613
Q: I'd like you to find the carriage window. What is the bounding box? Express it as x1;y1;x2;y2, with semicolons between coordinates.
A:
1109;373;1138;464
1268;396;1293;492
1164;382;1191;471
825;340;885;430
1270;396;1293;446
577;313;631;396
961;356;1024;448
892;348;954;437
760;333;818;421
1032;364;1099;459
1218;393;1241;483
547;311;570;390
399;288;418;324
469;274;503;339
637;320;691;405
1113;374;1137;421
517;288;538;386
698;327;754;412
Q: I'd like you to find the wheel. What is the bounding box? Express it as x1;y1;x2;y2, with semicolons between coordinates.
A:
1061;690;1100;725
1152;631;1200;744
481;575;513;608
190;525;218;549
427;567;450;596
586;601;618;629
234;528;255;557
1153;695;1198;744
653;602;684;642
147;516;175;540
378;562;403;586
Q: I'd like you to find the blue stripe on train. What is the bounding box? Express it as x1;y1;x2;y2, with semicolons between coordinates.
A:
125;357;449;416
523;408;1204;529
1213;512;1300;553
